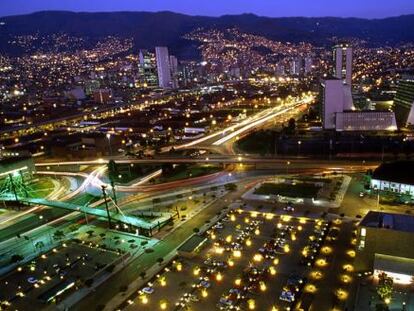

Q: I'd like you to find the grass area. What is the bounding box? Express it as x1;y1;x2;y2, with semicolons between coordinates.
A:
236;130;276;154
297;177;332;184
154;164;221;184
68;193;100;206
254;182;321;198
107;164;160;184
27;178;55;198
379;192;413;205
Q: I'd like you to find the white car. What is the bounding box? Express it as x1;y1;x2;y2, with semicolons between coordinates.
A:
141;287;154;294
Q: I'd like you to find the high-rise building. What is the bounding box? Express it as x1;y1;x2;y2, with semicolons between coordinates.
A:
290;57;302;76
169;55;179;89
321;43;397;131
393;76;414;128
333;43;353;85
322;78;396;131
155;47;172;89
321;78;347;129
304;57;313;74
138;50;158;87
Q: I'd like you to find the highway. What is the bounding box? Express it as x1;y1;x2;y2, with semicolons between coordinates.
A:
0;89;382;311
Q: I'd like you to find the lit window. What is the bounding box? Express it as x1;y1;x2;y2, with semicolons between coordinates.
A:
361;228;366;237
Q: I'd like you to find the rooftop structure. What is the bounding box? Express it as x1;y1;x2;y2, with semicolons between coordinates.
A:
359;211;414;233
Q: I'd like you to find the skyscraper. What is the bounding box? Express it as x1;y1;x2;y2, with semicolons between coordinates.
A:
155;47;172;89
169;55;179;89
393;76;414;128
304;57;313;74
321;78;347;129
290;57;302;76
138;50;158;87
333;43;353;86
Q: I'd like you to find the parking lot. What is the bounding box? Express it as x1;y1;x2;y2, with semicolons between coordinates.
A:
0;242;121;310
119;208;356;311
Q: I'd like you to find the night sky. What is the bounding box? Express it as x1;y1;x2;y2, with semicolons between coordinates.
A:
0;0;413;18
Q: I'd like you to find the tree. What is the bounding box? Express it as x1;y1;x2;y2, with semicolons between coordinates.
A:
53;230;65;240
10;254;24;263
161;163;174;176
225;183;237;191
35;241;45;249
85;278;94;287
108;160;118;181
377;272;393;301
286;118;296;134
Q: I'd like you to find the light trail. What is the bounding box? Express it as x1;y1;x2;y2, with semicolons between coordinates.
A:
213;97;313;146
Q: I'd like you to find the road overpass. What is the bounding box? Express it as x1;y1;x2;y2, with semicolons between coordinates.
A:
35;156;379;168
0;196;172;236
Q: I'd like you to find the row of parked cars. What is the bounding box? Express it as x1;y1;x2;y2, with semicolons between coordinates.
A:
300;221;331;266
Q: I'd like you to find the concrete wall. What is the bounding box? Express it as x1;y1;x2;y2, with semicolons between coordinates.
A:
356;226;414;271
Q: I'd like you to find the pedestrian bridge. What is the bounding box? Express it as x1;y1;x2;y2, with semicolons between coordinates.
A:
0;196;172;234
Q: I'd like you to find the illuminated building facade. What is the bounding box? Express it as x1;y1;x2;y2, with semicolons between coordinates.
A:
357;211;414;285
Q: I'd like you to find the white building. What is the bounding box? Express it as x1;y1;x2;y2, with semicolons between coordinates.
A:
322;44;396;131
321;78;353;129
155;47;172;89
371;161;414;196
335;111;397;131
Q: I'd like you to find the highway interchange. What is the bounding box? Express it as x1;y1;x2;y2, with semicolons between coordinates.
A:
0;92;386;311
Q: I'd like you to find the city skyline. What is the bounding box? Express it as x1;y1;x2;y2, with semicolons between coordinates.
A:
1;0;414;18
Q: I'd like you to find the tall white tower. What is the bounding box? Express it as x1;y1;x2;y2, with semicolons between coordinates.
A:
155;47;172;89
333;43;353;86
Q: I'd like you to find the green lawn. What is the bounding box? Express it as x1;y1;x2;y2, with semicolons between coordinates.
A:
26;178;55;198
155;164;221;184
68;193;100;206
254;182;321;198
107;164;160;184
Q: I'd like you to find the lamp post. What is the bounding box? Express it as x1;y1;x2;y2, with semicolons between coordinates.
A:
101;185;112;229
110;179;118;208
106;133;113;157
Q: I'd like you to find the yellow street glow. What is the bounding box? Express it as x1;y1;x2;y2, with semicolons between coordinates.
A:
253;254;263;262
233;250;242;258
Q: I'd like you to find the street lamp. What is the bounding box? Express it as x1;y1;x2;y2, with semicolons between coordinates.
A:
101;185;112;229
286;161;290;175
106;133;113;157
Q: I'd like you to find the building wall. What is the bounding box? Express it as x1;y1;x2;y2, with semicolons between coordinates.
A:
371;178;414;196
333;44;352;86
322;79;345;129
394;78;414;128
356;226;414;272
155;47;172;89
335;111;397;131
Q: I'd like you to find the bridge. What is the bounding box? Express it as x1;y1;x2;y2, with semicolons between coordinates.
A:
0;196;172;236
